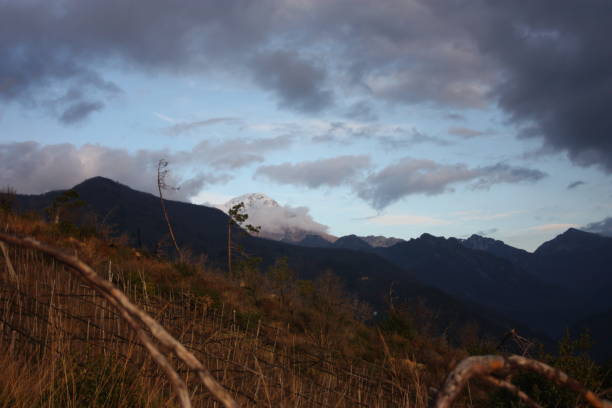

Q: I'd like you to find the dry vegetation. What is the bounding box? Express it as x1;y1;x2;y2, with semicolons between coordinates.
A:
1;207;610;407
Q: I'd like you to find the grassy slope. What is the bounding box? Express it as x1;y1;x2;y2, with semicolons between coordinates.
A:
1;210;608;407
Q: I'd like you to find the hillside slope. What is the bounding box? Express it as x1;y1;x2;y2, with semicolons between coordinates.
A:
15;177;526;339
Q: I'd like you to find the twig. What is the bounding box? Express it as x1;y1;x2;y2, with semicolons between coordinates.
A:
481;375;543;408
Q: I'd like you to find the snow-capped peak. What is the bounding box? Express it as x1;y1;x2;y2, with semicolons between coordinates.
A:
220;193;281;212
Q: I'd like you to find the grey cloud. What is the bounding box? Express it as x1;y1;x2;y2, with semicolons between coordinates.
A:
567;180;586;190
0;142;171;197
179;173;232;195
163;117;242;136
448;126;489;138
310;0;494;108
188;135;292;170
59;100;105;124
0;0;490;121
255;155;371;188
379;129;450;149
475;228;499;237
470;163;547;190
583;217;612;237
430;0;612;172
0;0;277;120
251;50;334;113
356;158;547;210
0;140;281;200
3;0;611;173
445;113;465;121
344;101;378;121
312;122;449;147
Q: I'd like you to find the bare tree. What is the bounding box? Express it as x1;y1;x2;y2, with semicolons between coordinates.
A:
227;202;260;277
157;159;182;260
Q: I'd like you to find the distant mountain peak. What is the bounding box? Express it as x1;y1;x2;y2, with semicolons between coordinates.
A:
535;227;607;255
71;177;139;196
359;235;404;248
334;235;372;251
74;176;122;188
221;193;281;211
462;234;505;250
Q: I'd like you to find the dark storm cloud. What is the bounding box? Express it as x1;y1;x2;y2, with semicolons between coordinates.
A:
2;0;611;173
0;0;489;121
255;155;371;188
0;0;278;120
251;50;334;113
429;0;612;172
356;158;546;210
583;217;612;237
567;180;586;190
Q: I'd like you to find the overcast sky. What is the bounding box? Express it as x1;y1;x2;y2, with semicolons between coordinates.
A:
2;0;611;250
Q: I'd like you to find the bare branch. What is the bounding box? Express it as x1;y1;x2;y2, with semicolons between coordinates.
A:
0;231;239;408
434;355;612;408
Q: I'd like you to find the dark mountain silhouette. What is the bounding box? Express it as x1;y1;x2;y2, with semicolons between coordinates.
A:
372;234;576;336
359;235;404;248
297;234;333;248
14;177;531;340
572;308;612;362
461;234;532;269
532;228;612;291
332;235;373;251
296;234;403;250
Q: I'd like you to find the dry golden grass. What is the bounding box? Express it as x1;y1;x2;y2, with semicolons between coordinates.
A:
0;213;439;407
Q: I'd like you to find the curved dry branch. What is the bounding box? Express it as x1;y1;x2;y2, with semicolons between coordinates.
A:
434;354;612;408
0;231;239;408
482;375;543;408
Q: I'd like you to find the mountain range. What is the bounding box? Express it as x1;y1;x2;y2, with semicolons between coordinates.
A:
14;177;612;359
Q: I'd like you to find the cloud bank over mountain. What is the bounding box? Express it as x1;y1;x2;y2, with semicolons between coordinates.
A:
584;217;612;237
220;193;330;241
0;139;289;200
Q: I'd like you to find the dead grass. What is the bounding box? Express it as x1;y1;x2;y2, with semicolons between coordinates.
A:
0;213;442;407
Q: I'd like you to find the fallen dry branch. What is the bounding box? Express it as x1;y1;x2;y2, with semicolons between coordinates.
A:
434;354;612;408
0;241;17;282
481;375;543;408
0;231;238;408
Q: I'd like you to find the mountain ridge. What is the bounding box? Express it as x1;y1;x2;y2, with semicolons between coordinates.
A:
14;177;531;341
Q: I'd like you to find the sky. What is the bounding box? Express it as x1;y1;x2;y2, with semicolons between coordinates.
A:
1;0;611;251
